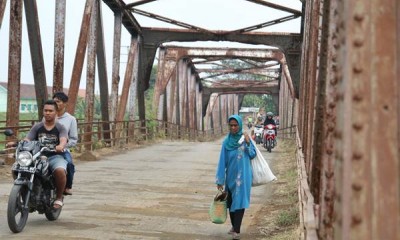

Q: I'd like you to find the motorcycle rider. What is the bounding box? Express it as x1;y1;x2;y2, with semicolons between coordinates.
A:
263;112;278;145
25;99;68;209
247;116;253;129
53;92;78;196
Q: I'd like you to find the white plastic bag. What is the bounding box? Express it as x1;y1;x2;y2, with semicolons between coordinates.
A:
250;139;277;186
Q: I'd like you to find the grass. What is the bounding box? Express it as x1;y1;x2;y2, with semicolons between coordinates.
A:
271;139;299;238
276;206;299;227
248;138;299;240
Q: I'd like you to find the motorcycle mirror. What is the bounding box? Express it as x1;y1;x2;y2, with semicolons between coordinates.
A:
4;129;14;137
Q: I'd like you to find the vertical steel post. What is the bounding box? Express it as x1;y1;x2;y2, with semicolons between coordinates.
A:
95;1;110;143
84;0;97;151
116;38;137;122
53;0;66;92
6;0;22;129
110;11;122;122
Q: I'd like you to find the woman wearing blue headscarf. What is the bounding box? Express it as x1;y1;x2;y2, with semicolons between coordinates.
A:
215;114;256;239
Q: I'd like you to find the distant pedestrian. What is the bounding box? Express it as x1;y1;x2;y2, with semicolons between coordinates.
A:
215;114;257;240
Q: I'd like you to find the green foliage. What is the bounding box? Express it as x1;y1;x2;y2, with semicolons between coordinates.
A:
242;94;276;114
74;96;104;121
145;65;157;121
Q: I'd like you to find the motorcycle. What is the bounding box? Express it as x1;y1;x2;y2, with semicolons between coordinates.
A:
263;124;276;152
4;129;63;233
247;122;253;129
254;125;264;144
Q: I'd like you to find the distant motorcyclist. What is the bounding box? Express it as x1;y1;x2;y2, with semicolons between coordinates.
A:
247;116;253;129
256;112;263;125
263;112;277;144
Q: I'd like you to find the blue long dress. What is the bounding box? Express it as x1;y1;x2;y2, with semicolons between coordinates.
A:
215;117;257;212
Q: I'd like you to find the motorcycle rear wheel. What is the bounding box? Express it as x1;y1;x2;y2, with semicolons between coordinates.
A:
7;184;29;233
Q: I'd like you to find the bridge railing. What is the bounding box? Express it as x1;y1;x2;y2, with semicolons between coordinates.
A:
295;127;318;240
0;119;227;155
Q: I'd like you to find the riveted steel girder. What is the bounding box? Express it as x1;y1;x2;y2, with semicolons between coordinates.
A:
109;11;122;122
6;0;22;129
102;0;141;36
24;0;47;120
202;80;278;95
53;0;66;92
140;28;302;92
154;46;294;120
67;0;95;114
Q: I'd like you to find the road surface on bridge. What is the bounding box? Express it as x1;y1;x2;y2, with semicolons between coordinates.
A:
0;139;277;239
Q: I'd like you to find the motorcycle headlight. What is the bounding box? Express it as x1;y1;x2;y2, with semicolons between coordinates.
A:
17;151;33;167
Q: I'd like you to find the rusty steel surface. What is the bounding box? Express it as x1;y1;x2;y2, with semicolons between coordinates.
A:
102;0;141;36
24;0;47;120
304;0;320;182
312;0;336;238
127;43;139;122
95;1;111;141
109;11;122;122
84;0;98;151
0;0;7;29
53;0;66;92
333;0;399;239
6;0;22;128
67;0;94;114
302;0;321;199
116;38;137;122
153;46;292;124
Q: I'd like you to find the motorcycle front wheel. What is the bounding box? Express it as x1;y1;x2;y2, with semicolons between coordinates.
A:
45;200;62;221
7;184;29;233
267;140;272;152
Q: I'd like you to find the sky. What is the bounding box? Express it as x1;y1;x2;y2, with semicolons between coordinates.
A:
0;0;301;93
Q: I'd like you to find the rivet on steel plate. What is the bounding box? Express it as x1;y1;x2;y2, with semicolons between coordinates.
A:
328;102;336;109
334;130;342;139
351;215;363;226
325;171;334;178
352;94;363;102
326;148;333;155
353;65;363;73
354;13;364;22
353;38;364;47
352;152;363;160
352;123;363;131
352;183;362;191
324;192;332;201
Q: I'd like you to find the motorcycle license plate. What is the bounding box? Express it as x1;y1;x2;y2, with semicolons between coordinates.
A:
17;166;35;173
266;130;274;134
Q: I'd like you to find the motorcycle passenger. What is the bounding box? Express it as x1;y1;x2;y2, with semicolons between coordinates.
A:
25;99;68;209
263;112;277;145
53;92;78;196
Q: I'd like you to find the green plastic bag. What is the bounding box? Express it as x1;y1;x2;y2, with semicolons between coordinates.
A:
208;190;228;224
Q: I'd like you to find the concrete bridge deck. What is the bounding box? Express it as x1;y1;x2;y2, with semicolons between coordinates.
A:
0;139;285;240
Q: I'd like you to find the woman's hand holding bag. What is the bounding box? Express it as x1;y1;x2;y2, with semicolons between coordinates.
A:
208;190;228;224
